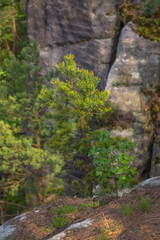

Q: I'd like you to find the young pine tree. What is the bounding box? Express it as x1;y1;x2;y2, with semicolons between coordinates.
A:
41;54;111;193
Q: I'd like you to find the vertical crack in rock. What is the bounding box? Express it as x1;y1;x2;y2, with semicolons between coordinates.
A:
105;21;124;89
27;0;160;176
27;0;123;89
106;23;160;177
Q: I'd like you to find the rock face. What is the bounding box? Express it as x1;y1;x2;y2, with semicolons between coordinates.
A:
48;219;93;240
27;0;160;177
106;23;160;175
27;0;123;89
0;220;16;240
132;176;160;190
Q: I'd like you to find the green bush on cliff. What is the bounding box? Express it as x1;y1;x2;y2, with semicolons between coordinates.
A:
89;130;138;197
144;0;160;16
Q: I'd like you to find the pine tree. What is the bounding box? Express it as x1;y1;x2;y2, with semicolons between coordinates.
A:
0;0;27;65
0;41;63;206
41;54;111;193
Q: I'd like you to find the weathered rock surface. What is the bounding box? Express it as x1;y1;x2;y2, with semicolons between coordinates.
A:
27;0;123;89
106;22;160;175
0;220;16;240
150;137;160;177
0;212;29;240
47;219;93;240
27;0;160;176
132;176;160;190
0;177;159;240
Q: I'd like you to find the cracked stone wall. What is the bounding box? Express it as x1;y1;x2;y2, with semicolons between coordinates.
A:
106;23;160;176
27;0;123;89
27;0;160;177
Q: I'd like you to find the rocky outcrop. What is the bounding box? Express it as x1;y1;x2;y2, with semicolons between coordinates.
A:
27;0;160;177
150;137;160;177
48;219;93;240
132;176;160;190
0;220;16;240
27;0;123;89
1;177;159;240
106;22;160;175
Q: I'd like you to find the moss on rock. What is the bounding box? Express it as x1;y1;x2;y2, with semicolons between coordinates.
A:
119;3;160;43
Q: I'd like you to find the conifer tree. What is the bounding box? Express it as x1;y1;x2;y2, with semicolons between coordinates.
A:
0;0;27;65
41;54;111;193
0;41;63;205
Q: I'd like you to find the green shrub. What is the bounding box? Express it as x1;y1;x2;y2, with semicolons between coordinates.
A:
89;130;137;197
82;201;99;209
52;204;79;230
53;205;79;215
144;0;160;16
137;195;151;213
52;215;70;230
121;203;133;216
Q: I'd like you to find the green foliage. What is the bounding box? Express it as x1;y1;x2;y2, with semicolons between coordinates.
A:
82;201;99;209
144;0;160;16
89;130;137;196
52;215;70;230
71;180;84;196
0;0;28;65
41;54;111;194
52;204;79;230
137;195;151;213
53;205;79;215
120;195;151;217
0;42;63;218
120;2;160;43
121;203;133;216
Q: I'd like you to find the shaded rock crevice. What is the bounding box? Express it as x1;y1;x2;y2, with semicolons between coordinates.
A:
27;0;160;177
27;0;123;89
106;22;160;177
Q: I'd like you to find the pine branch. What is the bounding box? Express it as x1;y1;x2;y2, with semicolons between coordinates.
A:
0;200;29;209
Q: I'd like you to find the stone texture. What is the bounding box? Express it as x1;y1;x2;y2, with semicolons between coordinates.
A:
106;23;160;175
27;1;160;176
48;219;93;240
132;176;160;190
27;0;123;89
0;220;16;240
150;137;160;177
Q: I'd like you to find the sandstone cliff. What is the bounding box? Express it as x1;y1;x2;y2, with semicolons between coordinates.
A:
27;0;160;177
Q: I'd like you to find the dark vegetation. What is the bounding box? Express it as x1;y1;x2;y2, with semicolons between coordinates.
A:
0;0;159;227
120;0;160;42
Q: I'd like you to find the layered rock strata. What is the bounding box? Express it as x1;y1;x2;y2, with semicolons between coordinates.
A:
106;23;160;175
27;0;160;176
27;0;123;89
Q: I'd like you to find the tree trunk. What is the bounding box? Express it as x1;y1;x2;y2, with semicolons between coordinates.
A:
0;205;4;225
80;118;89;174
114;178;118;198
35;76;43;204
36;110;43;204
12;15;16;54
80;118;93;195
